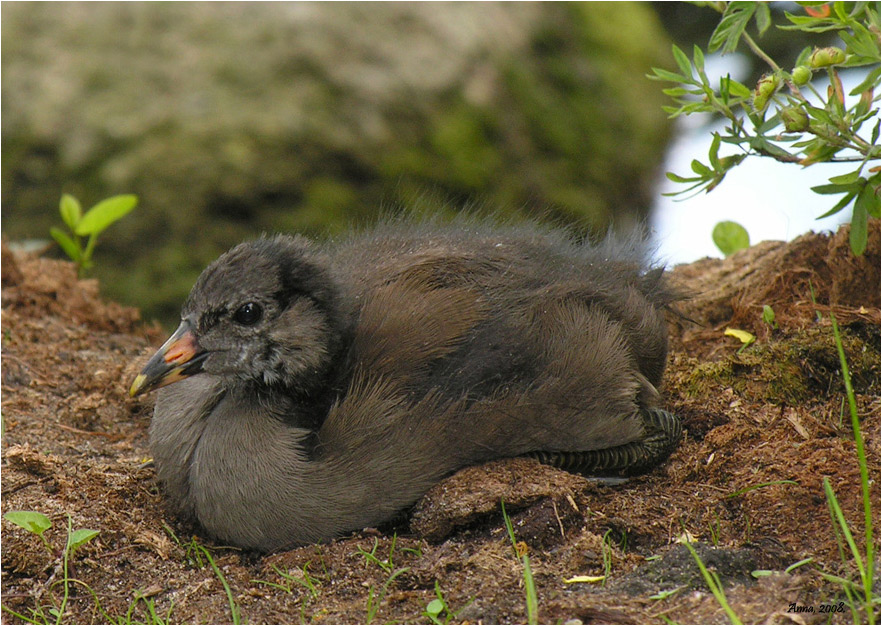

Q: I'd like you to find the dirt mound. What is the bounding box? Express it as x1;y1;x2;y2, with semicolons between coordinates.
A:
2;224;879;624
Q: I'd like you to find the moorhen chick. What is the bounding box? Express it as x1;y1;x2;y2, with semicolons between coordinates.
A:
130;218;682;552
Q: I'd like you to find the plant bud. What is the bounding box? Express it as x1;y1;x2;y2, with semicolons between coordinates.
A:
809;47;846;68
781;106;809;132
756;74;781;98
791;66;812;86
753;74;780;113
753;93;769;113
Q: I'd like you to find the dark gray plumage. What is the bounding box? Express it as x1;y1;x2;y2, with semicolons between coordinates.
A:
130;219;682;552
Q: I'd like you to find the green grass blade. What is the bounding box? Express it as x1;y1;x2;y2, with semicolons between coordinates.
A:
195;544;241;624
682;541;743;625
522;554;538;625
831;315;876;622
501;500;539;624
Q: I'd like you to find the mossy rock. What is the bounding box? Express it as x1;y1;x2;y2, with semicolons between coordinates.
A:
2;3;672;324
680;325;880;406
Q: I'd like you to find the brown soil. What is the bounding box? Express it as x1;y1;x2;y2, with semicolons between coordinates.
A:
2;222;880;625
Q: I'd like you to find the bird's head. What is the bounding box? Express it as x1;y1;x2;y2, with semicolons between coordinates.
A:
130;235;349;397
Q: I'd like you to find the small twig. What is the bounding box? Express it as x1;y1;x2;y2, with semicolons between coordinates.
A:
742;32;780;72
55;423;124;440
1;353;53;385
551;500;566;541
94;545;139;560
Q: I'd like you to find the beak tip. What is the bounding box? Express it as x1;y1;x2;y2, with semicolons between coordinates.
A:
129;374;146;398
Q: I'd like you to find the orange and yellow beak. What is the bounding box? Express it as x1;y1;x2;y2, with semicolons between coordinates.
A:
129;320;207;397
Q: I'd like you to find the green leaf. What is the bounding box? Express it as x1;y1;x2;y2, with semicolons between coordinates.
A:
712;221;750;256
723;77;752;98
829;171;863;185
804;105;834;125
849;66;881;95
75;194;138;236
762;304;776;326
672;44;694;79
850;184;872;255
811;182;861;195
662;87;691;97
50;227;82;263
754;2;772;35
693;45;706;74
708;133;722;170
666;171;704;184
780;13;843;32
749;136;798;161
795;46;813;68
756;114;783;135
649;67;688;83
867;175;881;219
4;511;52;536
709;2;757;54
719;135;755;147
662;181;709;197
839;30;881;62
691;159;712;176
816;191;857;219
59;194;82;230
68;528;100;553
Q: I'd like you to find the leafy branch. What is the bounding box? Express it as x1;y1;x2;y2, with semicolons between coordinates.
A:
649;1;880;255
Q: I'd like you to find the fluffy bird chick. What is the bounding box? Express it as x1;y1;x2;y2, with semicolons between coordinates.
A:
130;219;682;552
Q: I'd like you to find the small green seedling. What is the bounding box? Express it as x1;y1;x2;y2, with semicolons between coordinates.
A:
50;193;138;275
751;556;814;578
423;580;472;625
501;499;539;625
1;513;144;625
357;536;395;573
423;582;450;625
726;480;799;499
601;528;616;585
253;563;321;599
649;586;685;601
425;597;445;623
762;305;778;329
4;510;54;554
54;515;100;623
365;566;408;625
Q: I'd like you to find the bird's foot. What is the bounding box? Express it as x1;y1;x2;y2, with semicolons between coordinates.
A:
526;408;682;477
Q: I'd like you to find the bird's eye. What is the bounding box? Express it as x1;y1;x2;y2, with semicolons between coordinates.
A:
233;302;262;326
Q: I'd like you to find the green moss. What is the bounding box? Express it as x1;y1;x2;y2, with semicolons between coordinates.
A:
681;326;880;406
295;178;361;233
428;102;501;192
684;361;739;400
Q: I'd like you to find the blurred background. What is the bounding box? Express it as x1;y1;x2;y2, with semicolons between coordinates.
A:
1;2;843;327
